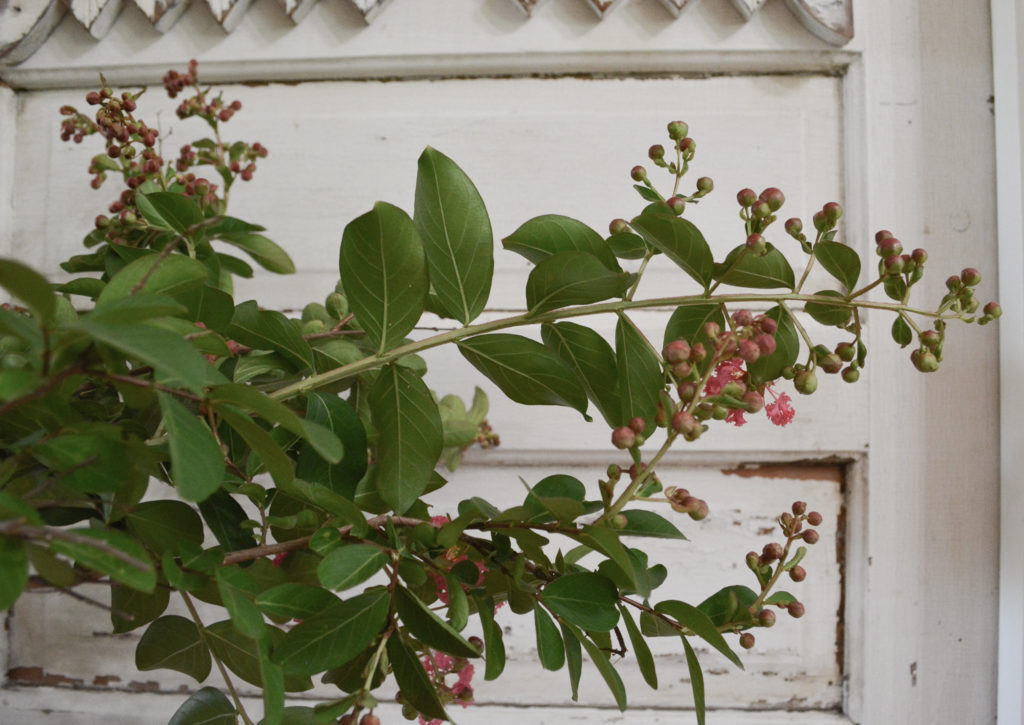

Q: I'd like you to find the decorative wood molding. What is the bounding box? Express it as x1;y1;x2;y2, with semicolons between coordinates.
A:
133;0;190;33
0;0;66;64
0;0;855;67
65;0;124;39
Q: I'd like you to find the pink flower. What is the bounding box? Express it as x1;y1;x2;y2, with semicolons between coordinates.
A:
725;408;747;427
765;389;795;426
418;649;476;725
705;358;746;396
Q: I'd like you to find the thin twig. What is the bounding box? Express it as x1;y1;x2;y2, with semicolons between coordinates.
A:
0;519;151;573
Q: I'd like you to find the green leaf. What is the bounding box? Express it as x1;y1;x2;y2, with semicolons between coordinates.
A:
216;233;295;274
387;634;450;722
525;252;632;315
783;545;808;571
179;284;236;334
259;637;286;725
561;621;583;700
209;384;342;463
696;585;757;627
654;600;743;668
561;622;627;711
206;622;312;692
394;585;480;658
168;687;237;725
135;615;211;682
618;510;687;540
51;528;156;592
459;333;588;417
884;276;907;301
228;301;312;370
111;581;171;633
541;321;621;427
606;232;649;260
682;636;706;725
477;597;506;681
747;305;800;384
216;566;267;640
0;536;27;610
0;259;56;324
502;214;620;272
892;315;913;347
318;545;388;592
533;602;565;671
815;241;861;292
159;393;226;502
444;570;469;631
218;405;294;486
276;478;367;537
136;191;203;234
126;500;204;555
630;214;714;289
96;254;207;307
764;591;799;606
199;490;258;552
369;366;443;514
296;393;367;498
541;572;619;632
57;277;106;299
32;432;137;494
579;525;637;591
339;202;428;353
274;588;390;675
663;303;725;350
414;147;494;324
616;314;662;433
713;244;796;290
74;320;213;394
256;584;339;620
804;290;853;327
619;605;657;689
266;708;315;725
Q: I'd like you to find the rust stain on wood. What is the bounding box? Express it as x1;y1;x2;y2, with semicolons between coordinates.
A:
91;674;121;686
720;461;844;483
7;666;84;687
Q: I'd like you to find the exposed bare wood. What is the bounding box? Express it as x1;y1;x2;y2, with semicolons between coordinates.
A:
582;0;628;19
65;0;125;39
655;0;691;17
784;0;853;46
204;0;251;31
0;0;65;65
507;0;551;18
276;0;316;24
346;0;390;23
131;0;189;33
729;0;768;21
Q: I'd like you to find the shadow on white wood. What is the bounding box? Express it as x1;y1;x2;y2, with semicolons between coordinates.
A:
133;0;190;32
65;0;124;39
0;0;65;63
583;0;627;19
346;0;391;23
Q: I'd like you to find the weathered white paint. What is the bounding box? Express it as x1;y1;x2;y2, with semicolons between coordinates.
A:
0;0;65;64
0;85;14;260
655;0;691;18
276;0;316;25
131;0;190;33
992;0;1024;723
66;0;124;39
730;0;770;21
507;0;551;18
583;0;627;20
4;464;844;714
785;0;854;46
203;0;251;32
347;0;390;23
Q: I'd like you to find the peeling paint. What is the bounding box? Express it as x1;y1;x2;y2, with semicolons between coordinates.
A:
721;462;844;483
7;667;84;687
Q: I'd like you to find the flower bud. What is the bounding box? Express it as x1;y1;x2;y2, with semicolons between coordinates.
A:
787;601;806;618
606;464;621;480
690;343;707;362
610;513;629;529
961;267;982;286
911;349;939;373
789;565;807;582
737;188;758;208
704;321;721;340
679;137;695;155
841;366;860;383
696;176;714;194
792;501;807;515
762;542;784;561
984;301;1002;318
813;211;828;232
742;391;764;413
746;233;767;255
751;201;772;220
667;196;686;215
401;704;418;720
722;381;746;399
677;381;698;402
648;144;666;160
920;330;940;349
672;361;692;378
86;91;101;105
739;632;756;649
822;201;843;223
911;248;928;264
631;165;647;182
468;636;484;651
794;370;818;395
611;427;636;449
745;551;760;570
784;217;803;236
802;530;820;545
732;309;754;327
760;187;786;212
883;255;904;275
806;511;823;526
819;353;843;374
686;498;709;520
671;411;699;436
738;339;761;364
629;417;647;434
758;609;777;627
360;715;380;725
609;218;629;234
667;120;689;140
835;342;856;362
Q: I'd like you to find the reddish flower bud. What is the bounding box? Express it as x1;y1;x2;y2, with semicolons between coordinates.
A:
751;201;771;220
875;229;893;244
679;137;695;154
836;342;856;362
742;391;764;413
822;201;843;223
911;349;939;373
739;632;756;649
671;411;698;436
789;565;807;582
754;333;776;356
920;330;940;349
787;601;806;618
629;416;646;434
738;339;761;364
737;188;758;207
802;530;820;545
792;501;807;515
758;609;777;627
690;343;707;362
762;543;784;561
672;361;692;378
961;267;982;286
732;309;754;327
609;218;629;234
611;427;636;449
784;217;803;236
819;353;843;374
841;366;860;383
648;144;666;160
677;381;698;402
631;165;647;182
704;322;721;340
984;301;1002;318
759;317;778;335
760;187;785;212
806;511;823;526
746;233;766;254
360;715;380;725
877;237;903;257
667;196;686;215
667;120;689;140
86;91;102;105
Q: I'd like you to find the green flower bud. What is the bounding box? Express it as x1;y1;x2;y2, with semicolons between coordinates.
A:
667;120;689;140
737;188;758;208
841;366;860;383
760;187;785;212
794;369;818;395
631;165;647;182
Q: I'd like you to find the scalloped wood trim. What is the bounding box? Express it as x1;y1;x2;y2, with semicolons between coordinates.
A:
0;0;66;64
784;0;854;46
347;0;391;23
133;0;190;33
65;0;124;39
583;0;627;18
655;0;691;17
507;0;551;18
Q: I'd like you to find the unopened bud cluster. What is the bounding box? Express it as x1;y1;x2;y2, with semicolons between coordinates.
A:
664;486;709;521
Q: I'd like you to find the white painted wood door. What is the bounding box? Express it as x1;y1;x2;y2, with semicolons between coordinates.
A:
0;1;1000;723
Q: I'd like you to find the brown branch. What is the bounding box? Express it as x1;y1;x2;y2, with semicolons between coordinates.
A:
0;366;82;418
0;519;152;573
90;370;204;403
